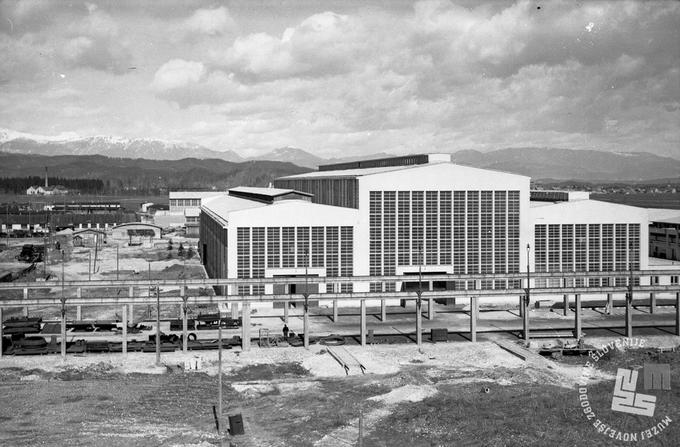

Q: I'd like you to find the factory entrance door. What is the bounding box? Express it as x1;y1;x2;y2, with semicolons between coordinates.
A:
272;274;319;308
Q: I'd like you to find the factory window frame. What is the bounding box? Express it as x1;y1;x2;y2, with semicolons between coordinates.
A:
397;191;410;266
466;191;479;274
267;227;280;268
453;191;466;274
297;227;310;267
535;225;547;273
588;224;600;272
439;191;452;266
411;191;424;265
282;227;295;268
311;227;324;268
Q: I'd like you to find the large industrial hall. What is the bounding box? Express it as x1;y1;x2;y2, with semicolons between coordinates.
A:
200;154;653;306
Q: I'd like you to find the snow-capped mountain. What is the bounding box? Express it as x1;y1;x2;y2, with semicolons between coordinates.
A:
0;128;244;162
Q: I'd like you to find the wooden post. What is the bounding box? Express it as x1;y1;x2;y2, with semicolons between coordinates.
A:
182;297;188;354
519;296;524;318
416;298;422;347
649;293;656;314
607;293;613;315
60;303;67;358
303;300;309;350
427;297;434;320
242;302;251;352
575;294;582;340
178;287;185;318
231;302;239;320
522;295;530;342
23;288;28;317
626;292;633;338
380;299;387;322
332;299;338;322
76;287;82;320
360;299;366;347
128;286;134;321
283;300;289;324
675;292;680;337
122;305;127;355
470;297;477;342
0;307;3;359
563;294;569;316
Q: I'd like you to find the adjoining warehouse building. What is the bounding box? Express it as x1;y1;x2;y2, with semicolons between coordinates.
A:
154;190;224;235
647;209;680;261
199;153;654;306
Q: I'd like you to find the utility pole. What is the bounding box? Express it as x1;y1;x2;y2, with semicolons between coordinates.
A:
303;249;310;349
626;267;634;337
155;283;161;366
524;244;531;342
218;310;223;434
116;244;119;280
416;243;423;348
88;250;91;281
60;249;66;358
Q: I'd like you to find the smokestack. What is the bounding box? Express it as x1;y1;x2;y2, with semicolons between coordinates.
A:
45;167;48;188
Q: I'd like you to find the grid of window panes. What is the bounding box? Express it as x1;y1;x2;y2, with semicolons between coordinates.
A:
425;191;438;265
311;227;324;268
534;223;641;287
251;228;265;294
507;191;520;273
237;228;250;295
439;191;452;266
267;227;280;268
368;189;521;290
411;191;424;265
369;191;382;292
453;191;466;274
384;192;396;291
297;227;310;267
466;191;480;274
282;227;295;268
340;226;354;292
236;225;353;295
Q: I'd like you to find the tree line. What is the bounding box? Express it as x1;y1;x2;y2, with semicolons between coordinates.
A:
0;177;104;194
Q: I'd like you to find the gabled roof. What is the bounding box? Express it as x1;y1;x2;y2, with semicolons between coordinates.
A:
201;195;268;226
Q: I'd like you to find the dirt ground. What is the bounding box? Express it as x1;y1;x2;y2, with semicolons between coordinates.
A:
1;336;679;446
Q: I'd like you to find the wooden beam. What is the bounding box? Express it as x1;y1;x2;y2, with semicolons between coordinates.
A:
242;302;251;352
649;293;656;314
563;294;569;316
360;299;366;347
575;294;582;340
333;299;338;322
626;292;633;338
606;293;613;315
380;299;386;322
122;305;127;355
522;296;530;342
0;307;3;359
283;301;289;324
416;298;422;347
427;297;434;320
470;297;477;343
675;292;679;337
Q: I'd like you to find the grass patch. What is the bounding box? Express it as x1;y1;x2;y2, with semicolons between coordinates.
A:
228;362;310;381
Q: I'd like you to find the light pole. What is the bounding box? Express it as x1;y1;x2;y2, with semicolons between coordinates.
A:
524;244;530;342
60;249;66;358
416;243;423;348
155;283;161;366
303;249;310;349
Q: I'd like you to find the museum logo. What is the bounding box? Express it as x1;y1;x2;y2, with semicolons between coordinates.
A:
577;338;674;442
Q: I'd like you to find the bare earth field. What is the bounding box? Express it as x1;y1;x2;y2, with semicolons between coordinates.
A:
0;339;678;446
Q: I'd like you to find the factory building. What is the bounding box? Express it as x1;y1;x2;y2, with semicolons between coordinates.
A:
200;154;651;304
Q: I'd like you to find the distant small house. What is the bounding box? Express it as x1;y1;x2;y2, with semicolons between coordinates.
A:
111;222;161;246
26;185;68;195
72;228;107;247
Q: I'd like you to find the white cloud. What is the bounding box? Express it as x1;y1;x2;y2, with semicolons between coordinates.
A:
152;59;206;91
185;6;235;36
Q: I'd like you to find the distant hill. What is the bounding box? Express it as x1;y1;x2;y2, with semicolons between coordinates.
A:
0;129;244;163
0;152;310;194
451;148;680;181
252;147;325;169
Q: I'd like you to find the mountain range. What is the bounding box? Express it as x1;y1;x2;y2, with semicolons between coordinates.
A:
1;128;679;181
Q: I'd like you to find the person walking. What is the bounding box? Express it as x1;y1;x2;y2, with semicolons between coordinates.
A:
283;324;289;338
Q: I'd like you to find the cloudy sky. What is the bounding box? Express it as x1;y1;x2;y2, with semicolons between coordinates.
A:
0;0;678;158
